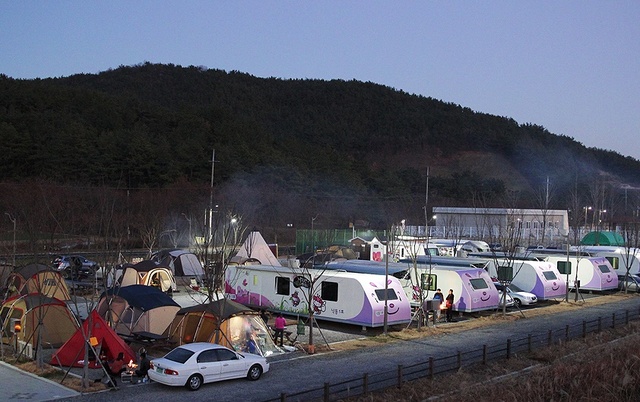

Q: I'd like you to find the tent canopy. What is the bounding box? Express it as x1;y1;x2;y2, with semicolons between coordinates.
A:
4;264;71;301
166;299;283;357
1;293;78;348
50;309;136;368
152;250;204;277
97;285;180;336
581;231;625;246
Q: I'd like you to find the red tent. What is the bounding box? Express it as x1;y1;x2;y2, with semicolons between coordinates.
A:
49;309;136;368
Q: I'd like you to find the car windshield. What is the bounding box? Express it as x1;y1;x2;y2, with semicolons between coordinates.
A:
164;347;195;364
509;283;525;292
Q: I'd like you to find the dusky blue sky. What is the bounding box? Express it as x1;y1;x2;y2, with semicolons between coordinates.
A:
2;1;638;159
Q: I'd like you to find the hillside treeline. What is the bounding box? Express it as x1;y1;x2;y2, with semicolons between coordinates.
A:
1;62;639;237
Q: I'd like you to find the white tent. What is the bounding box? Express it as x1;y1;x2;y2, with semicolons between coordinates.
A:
232;231;281;266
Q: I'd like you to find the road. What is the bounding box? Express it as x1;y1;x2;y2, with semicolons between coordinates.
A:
44;295;640;402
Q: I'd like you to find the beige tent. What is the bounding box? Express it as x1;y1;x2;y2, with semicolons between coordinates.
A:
164;299;283;357
96;285;180;336
118;261;176;293
4;264;71;301
1;293;78;352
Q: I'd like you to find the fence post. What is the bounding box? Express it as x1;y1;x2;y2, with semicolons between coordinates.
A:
397;365;403;389
612;312;616;329
428;357;434;379
506;339;511;359
547;329;552;346
528;334;532;352
482;345;487;364
457;351;461;369
280;393;287;402
582;320;586;338
363;373;368;395
565;325;569;341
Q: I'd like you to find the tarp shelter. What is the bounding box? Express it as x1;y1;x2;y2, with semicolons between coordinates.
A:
232;231;281;266
50;309;136;368
164;298;283;357
118;261;176;293
581;231;625;246
96;285;180;336
152;250;204;277
3;264;71;301
1;293;78;350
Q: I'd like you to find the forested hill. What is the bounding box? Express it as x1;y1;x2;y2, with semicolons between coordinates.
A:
1;62;638;208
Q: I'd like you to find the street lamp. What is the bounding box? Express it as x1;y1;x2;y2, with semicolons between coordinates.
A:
583;206;592;231
598;209;607;228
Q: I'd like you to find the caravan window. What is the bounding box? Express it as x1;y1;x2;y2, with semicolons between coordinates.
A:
542;271;558;280
557;261;571;275
276;277;290;295
374;288;398;301
598;264;612;273
469;278;489;290
606;257;619;269
321;281;339;302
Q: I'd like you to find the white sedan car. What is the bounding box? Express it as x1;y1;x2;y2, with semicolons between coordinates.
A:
149;342;269;391
495;282;538;307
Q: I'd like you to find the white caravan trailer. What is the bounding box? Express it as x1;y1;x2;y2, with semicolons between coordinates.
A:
485;259;567;300
224;264;411;328
572;246;640;276
323;260;500;312
531;253;618;292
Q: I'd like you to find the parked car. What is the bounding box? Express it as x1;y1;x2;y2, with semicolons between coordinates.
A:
497;290;515;308
51;255;99;279
149;342;269;391
494;282;538;307
618;274;640;293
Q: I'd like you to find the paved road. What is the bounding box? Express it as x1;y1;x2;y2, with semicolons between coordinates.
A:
0;360;79;401
16;295;640;402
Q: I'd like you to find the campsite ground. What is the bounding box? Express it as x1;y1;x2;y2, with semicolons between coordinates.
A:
3;292;640;401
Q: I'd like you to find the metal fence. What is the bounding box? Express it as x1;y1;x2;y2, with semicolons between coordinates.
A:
261;308;640;402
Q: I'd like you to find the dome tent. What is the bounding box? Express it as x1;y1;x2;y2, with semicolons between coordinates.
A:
581;231;625;246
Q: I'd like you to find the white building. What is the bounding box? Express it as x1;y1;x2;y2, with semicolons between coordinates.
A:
431;207;569;245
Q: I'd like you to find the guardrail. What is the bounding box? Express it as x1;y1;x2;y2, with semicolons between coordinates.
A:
261;308;639;402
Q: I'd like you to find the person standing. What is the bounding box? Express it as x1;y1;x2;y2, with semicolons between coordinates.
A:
274;313;286;347
445;289;455;322
260;309;269;326
433;289;444;322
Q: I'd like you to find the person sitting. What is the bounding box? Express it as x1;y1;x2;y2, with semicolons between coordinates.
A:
96;352;125;387
134;351;150;382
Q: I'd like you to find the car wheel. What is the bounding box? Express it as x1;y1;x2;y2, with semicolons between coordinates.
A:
186;374;203;391
62;268;72;280
513;298;522;308
247;364;263;381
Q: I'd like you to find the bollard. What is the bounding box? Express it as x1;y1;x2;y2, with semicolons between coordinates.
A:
397;365;403;389
363;373;368;395
506;339;511;359
428;357;434;379
323;382;330;402
528;334;532;352
482;344;487;364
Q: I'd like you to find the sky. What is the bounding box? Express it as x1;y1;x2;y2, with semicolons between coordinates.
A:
1;1;639;159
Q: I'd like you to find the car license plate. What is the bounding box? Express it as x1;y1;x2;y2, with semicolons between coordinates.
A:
156;367;163;373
